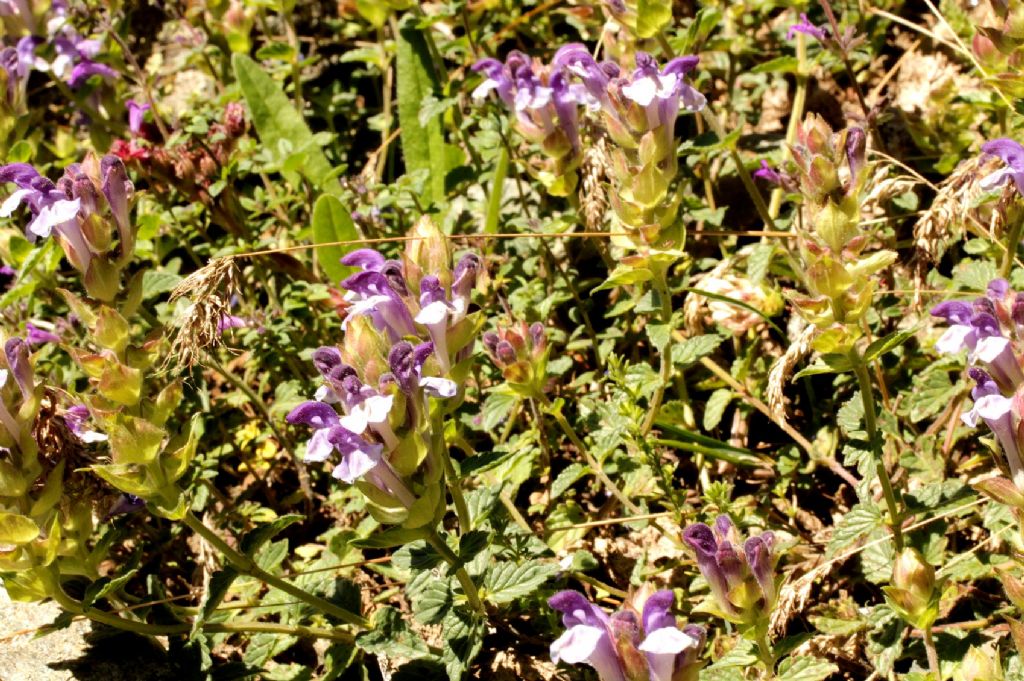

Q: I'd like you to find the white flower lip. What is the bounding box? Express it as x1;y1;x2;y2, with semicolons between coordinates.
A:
975;335;1012;364
549;624;603;664
638;626;697;655
421;376;457;398
0;188;31;217
27;198;80;239
415;300;450;326
934;324;971;355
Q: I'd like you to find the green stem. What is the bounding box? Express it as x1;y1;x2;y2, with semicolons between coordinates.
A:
1002;212;1024;278
51;587;356;643
754;627;776;679
181;512;370;629
543;398;642;515
922;627;940;680
849;350;904;551
425;531;486;615
432;409;472;531
641;268;676;436
700;106;776;231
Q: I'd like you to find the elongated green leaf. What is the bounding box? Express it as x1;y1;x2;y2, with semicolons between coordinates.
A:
484;146;509;236
863;329;916;363
232;53;338;193
396;16;447;204
312;195;360;285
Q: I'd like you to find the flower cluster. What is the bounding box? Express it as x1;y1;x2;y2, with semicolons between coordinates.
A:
473;46;704;246
0;153;134;301
932;278;1024;490
549;589;705;681
682;515;778;627
767;115;895;337
1;0;116;88
288;218;482;528
482;321;548;399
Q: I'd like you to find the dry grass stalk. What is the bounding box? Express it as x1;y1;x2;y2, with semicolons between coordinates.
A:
913;156;989;263
167;257;239;369
579;131;610;231
766;323;816;423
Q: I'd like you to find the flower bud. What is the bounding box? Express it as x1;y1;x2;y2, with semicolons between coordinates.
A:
955;644;1003;681
883;548;938;630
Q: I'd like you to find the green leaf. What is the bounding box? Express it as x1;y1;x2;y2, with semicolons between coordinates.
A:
863;329;916;362
141;271;182;300
357;607;432;661
775;656;839;681
635;0;672;38
312;195;360;286
483;560;558;604
827;503;882;557
350;525;431;549
551;462;587;500
396;16;447;204
673;334;724;367
0;512;38;545
442;608;485;680
411;577;452;625
908;368;958;423
232;53;337;192
82;568;139;609
751;56;799;74
594;265;653;291
646;323;672;354
240;514;304;556
703;389;732;431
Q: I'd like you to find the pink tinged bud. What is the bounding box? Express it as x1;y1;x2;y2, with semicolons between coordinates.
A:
126;100;150;135
496;340;517;365
100;155;133;259
529;322;547;353
744;532;777;606
845;127;866;187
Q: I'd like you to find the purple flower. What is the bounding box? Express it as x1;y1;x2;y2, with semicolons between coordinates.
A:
549;590;704;681
286;400;415;506
105;493;145;518
637;591;704;681
0;264;15;291
980;138;1024;194
787;13;829;42
126;99;150;135
64;404;107;443
0;162;82;242
754;160;782;185
4;337;33;402
549;591;628;681
682;515;777;623
25;322;60;346
341;270;416;340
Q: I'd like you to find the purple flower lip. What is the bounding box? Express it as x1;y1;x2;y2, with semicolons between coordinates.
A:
787;13;829;42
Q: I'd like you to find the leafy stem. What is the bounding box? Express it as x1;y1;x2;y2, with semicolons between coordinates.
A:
1002;212;1023;278
754;625;776;679
848;348;904;551
922;627;940;679
425;530;486;615
181;511;370;629
542;396;642;515
641;267;675;436
432;408;471;531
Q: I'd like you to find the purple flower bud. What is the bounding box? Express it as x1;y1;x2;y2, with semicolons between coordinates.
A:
126;100;150;135
105;493;145;518
744;532;777;605
496;340;517;365
312;346;343;377
931;300;974;325
452;253;481;303
682;523;734;615
100;155;133;255
25;322;60;345
969;367;1000;400
529;322;546;352
753;160;782;186
389;341;418;394
482;331;500;356
845;127;866;185
787;13;829;42
340;248;386;271
286;401;340;429
380;260;409;297
989;278;1011;301
67;59;117;88
4;337;32;401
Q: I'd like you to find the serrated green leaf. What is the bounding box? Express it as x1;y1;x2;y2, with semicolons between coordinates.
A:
351;525;431;549
412;577;452;625
551;462;587;500
483;560;557;604
141;270;182;300
396;16;447;204
646;323;672;354
775;656;839;681
908;369;958;423
827;503;882;557
357;607;432;661
312;194;360;286
442;608;485;680
673;334;724;367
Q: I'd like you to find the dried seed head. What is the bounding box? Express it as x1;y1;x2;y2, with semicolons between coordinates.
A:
166;257;239;369
580;131;610;230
